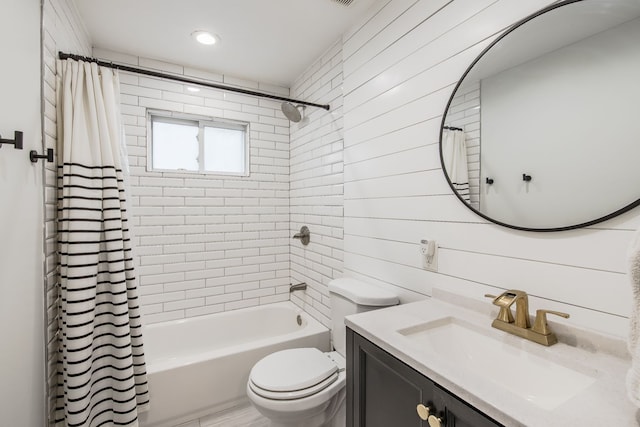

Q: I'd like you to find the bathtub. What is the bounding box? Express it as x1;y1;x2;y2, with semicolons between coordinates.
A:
139;301;331;427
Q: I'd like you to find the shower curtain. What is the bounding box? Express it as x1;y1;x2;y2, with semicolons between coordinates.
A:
55;59;149;426
442;129;470;203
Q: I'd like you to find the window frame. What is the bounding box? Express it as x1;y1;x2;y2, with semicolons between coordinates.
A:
146;110;250;177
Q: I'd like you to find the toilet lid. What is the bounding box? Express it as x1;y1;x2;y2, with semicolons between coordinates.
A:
250;348;338;393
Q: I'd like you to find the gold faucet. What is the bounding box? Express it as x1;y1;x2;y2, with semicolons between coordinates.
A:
484;290;569;346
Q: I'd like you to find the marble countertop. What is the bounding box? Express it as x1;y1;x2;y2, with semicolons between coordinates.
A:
345;292;640;427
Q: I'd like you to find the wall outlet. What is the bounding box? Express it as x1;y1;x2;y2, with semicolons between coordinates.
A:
420;239;438;272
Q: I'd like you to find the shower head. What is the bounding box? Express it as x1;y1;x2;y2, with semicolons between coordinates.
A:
281;102;306;123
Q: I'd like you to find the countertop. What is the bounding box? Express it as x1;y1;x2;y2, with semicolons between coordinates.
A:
345;293;640;427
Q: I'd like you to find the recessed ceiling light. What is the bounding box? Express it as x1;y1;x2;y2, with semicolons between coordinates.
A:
192;31;218;45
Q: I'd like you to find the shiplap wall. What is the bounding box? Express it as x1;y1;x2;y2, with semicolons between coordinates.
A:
341;0;638;338
91;48;292;324
289;39;345;327
42;0;92;423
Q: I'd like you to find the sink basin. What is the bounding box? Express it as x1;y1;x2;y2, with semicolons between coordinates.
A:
397;317;596;410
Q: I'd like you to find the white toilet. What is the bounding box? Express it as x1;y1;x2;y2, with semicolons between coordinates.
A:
246;278;398;427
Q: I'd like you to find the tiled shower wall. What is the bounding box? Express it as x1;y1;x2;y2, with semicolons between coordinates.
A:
42;0;92;423
93;49;292;324
289;39;345;328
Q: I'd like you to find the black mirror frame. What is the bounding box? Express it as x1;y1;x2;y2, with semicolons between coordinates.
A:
439;0;640;232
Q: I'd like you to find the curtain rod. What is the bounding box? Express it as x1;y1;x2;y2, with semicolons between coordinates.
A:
58;52;331;111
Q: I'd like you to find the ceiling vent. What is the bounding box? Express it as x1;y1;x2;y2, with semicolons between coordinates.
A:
331;0;356;6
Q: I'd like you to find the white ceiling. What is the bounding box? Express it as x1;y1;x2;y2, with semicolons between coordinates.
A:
73;0;378;88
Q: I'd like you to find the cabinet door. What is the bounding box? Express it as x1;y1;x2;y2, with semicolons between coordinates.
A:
347;329;436;427
437;386;504;427
347;329;504;427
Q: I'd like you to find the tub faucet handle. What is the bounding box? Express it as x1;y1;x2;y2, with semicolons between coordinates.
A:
292;226;310;245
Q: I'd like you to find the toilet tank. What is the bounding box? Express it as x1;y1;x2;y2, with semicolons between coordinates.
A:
328;278;398;356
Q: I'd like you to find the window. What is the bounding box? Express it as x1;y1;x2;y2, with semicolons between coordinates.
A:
149;113;248;175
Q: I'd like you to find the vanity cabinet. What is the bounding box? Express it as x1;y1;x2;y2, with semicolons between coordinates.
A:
346;328;503;427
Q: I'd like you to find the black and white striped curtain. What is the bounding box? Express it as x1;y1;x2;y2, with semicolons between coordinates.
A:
55;59;149;426
442;129;470;203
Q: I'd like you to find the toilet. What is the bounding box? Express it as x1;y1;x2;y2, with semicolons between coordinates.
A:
246;278;398;427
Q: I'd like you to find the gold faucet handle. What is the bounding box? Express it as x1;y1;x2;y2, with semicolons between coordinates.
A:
484;294;514;323
532;309;570;335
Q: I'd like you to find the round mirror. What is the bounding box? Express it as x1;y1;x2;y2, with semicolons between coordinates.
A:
440;0;640;231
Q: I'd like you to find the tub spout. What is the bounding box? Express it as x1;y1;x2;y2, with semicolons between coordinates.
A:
289;282;307;292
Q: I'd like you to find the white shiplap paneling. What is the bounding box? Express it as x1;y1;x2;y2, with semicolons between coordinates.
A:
341;0;636;338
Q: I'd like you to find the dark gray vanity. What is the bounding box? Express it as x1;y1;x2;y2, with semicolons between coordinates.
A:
346;328;502;427
342;296;635;427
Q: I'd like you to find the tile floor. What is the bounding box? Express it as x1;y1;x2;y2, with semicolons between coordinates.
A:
175;402;268;427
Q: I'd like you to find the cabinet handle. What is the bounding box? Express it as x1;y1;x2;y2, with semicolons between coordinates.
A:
428;414;445;427
416;404;431;420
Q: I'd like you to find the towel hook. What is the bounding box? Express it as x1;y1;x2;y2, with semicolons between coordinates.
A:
30;148;54;163
485;177;494;185
0;131;23;150
522;174;532;182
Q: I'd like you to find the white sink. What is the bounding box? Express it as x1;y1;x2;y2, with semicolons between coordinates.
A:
397;317;596;410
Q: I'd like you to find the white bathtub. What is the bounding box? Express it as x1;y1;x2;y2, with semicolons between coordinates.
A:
139;301;331;427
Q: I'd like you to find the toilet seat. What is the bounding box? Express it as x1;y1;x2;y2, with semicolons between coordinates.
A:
249;348;339;400
250;371;339;400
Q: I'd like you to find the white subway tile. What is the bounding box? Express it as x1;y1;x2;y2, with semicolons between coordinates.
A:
163;187;205;197
143;310;185;324
142;291;185;305
183;104;224;117
163;225;206;235
163;243;205;254
139;97;184;112
140;272;185;286
225;282;260;293
225;298;259;311
205;292;242;305
164;298;204;311
163;261;206;273
260;294;289;305
164;206;206;216
139;196;185;206
141;254;185;266
243;288;274;299
186;286;225;299
185;268;225;281
185;304;225;317
139;235;185;246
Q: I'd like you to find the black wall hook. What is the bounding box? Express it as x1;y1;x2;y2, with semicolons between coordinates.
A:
522;174;532;182
486;177;494;185
0;131;23;150
30;148;53;163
